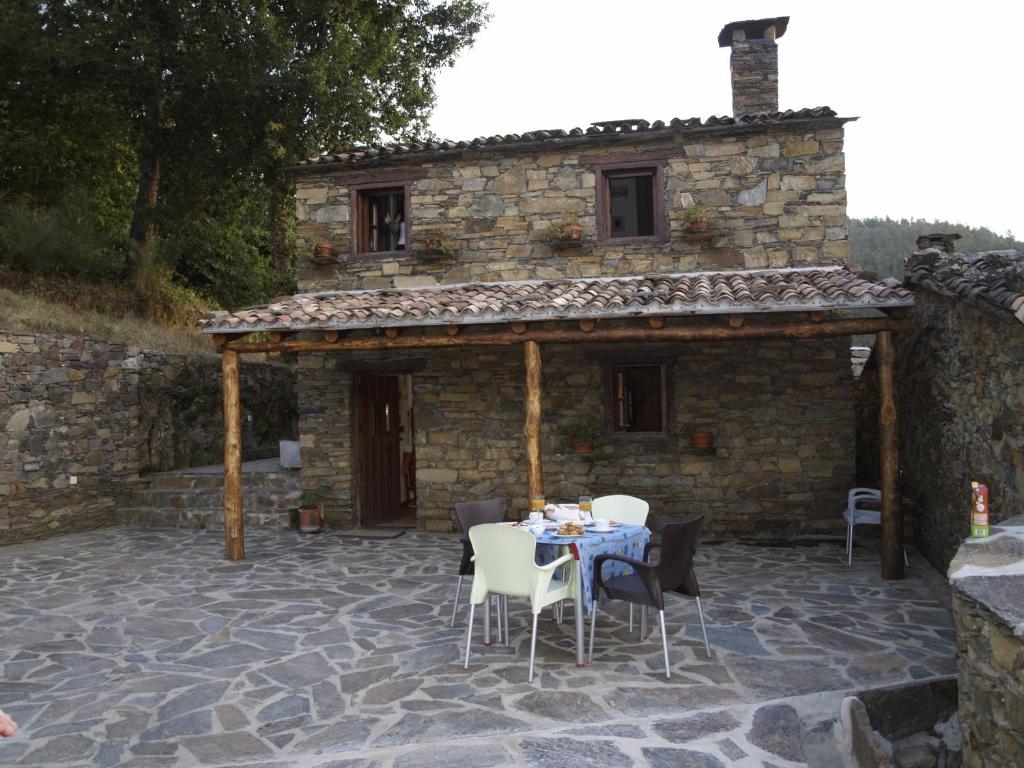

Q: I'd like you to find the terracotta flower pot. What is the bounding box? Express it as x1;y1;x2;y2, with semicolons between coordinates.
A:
572;439;594;455
690;431;714;450
298;505;322;533
568;223;583;240
685;218;710;233
312;242;334;262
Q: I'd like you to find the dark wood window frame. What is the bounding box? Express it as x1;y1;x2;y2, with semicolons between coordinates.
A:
349;179;414;258
593;158;668;245
601;359;672;440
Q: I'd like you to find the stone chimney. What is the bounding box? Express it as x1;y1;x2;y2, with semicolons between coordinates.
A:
718;17;789;116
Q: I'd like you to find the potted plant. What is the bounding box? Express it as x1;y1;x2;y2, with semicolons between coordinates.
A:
298;485;330;533
312;241;335;263
547;214;584;243
563;419;602;455
683;205;711;233
419;232;457;259
690;430;715;450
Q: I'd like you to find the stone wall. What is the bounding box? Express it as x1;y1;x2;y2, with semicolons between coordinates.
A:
857;290;1024;571
294;122;848;292
949;517;1024;768
298;334;854;535
1;331;297;544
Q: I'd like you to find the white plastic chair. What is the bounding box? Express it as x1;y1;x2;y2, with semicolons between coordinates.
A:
592;495;650;526
844;488;908;567
464;524;576;682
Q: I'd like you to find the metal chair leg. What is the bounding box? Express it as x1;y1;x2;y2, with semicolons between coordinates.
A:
503;596;510;646
658;609;671;679
629;603;634;633
464;602;476;669
641;604;648;639
528;612;539;683
494;595;503;645
588;601;597;663
450;575;464;627
847;523;854;566
696;597;711;658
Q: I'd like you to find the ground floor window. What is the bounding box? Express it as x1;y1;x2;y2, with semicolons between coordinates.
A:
610;364;668;435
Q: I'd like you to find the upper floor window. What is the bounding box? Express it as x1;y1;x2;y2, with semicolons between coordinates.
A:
607;170;656;237
593;159;666;243
354;185;407;254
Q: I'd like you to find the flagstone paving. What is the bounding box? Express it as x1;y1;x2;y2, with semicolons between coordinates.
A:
0;529;955;767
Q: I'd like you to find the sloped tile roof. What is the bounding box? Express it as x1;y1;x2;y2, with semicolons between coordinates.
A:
296;108;842;171
201;266;913;334
906;250;1024;324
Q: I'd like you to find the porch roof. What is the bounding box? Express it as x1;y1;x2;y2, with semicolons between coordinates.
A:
200;266;913;335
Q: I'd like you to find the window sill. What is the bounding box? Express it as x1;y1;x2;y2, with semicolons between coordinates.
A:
609;432;670;442
596;236;667;247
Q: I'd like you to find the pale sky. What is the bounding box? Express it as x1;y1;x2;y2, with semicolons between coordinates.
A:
430;0;1024;238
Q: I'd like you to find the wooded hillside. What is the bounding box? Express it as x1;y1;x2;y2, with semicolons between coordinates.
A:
850;218;1023;280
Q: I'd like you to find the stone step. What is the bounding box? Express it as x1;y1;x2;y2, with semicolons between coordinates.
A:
119;465;301;530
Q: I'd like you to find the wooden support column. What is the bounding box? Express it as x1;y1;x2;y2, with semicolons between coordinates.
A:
222;349;245;561
523;340;544;500
877;330;904;580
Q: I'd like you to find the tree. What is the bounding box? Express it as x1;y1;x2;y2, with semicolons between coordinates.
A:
1;1;487;305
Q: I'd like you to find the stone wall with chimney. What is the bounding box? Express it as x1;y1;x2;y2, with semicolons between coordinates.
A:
295;122;848;293
720;17;788;116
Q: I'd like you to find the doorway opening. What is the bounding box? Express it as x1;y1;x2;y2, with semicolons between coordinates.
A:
355;372;416;527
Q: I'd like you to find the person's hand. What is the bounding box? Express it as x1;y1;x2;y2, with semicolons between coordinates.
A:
0;709;17;737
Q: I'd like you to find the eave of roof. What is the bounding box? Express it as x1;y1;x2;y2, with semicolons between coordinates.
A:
292;108;854;175
201;266;913;335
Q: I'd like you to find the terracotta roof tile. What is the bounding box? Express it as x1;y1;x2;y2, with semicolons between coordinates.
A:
200;267;913;334
295;108;843;171
906;250;1024;324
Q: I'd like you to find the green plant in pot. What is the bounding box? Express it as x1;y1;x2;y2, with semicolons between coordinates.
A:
683;204;711;232
547;214;583;241
563;418;602;455
420;232;457;258
298;485;330;533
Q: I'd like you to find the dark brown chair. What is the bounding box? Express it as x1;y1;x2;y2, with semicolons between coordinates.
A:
588;516;709;678
451;498;506;628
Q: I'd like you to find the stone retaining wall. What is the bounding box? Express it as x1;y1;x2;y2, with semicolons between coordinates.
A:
1;331;297;544
949;517;1024;767
298;334;854;535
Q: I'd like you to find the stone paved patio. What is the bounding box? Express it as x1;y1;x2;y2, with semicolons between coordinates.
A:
0;529;956;767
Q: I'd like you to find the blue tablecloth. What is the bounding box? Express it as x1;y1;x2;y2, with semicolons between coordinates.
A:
535;524;650;614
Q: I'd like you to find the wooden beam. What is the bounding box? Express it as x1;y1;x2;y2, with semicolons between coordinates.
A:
323;330;342;343
511;321;527;334
887;307;909;319
809;311;825;322
220;317;905;353
728;315;745;328
648;316;665;329
445;324;460;336
523;340;543;501
221;349;245;561
384;327;400;339
877;330;904;580
579;319;597;333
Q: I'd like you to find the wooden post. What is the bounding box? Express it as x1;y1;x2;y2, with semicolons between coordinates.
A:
877;330;904;579
222;349;245;561
523;340;543;501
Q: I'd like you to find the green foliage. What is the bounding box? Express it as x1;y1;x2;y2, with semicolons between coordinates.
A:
300;485;331;507
0;1;488;313
850;218;1024;280
0;198;124;279
563;419;602;443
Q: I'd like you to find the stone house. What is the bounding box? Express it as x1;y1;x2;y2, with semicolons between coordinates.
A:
201;17;913;562
880;247;1022;572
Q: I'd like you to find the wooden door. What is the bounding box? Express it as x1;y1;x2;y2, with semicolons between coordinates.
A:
356;374;402;525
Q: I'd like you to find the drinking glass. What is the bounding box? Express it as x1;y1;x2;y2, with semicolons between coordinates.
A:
579;495;592;522
530;495;546;513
